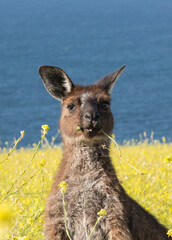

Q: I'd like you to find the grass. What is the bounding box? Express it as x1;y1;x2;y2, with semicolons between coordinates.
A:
0;129;172;239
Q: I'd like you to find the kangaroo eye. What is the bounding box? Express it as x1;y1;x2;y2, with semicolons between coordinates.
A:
67;104;76;113
100;101;110;109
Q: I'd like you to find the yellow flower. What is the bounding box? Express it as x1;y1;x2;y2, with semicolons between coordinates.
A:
32;143;37;148
41;124;50;134
58;181;68;193
0;204;13;237
167;229;172;237
20;130;25;139
17;237;29;240
27;218;34;225
165;156;172;164
97;209;107;216
24;199;31;205
0;204;13;223
39;159;46;167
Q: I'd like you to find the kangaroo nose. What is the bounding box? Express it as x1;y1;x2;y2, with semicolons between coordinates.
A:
84;111;100;124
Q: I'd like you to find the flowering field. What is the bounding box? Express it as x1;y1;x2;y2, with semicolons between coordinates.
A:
0;128;172;239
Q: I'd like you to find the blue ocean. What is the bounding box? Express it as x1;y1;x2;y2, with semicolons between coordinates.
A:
0;0;172;147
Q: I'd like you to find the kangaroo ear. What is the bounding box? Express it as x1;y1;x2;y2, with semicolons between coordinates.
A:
39;66;74;101
95;65;126;94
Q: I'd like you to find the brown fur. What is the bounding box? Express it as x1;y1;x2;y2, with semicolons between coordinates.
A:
39;65;171;240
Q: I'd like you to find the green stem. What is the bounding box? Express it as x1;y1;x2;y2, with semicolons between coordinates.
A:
0;135;23;165
101;129;143;175
40;167;45;199
0;133;46;203
21;209;44;234
87;216;102;240
62;191;72;240
0;170;39;203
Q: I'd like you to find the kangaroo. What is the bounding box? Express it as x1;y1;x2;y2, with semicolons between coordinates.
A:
39;65;171;240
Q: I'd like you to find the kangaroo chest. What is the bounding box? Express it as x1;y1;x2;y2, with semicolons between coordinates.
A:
58;147;125;239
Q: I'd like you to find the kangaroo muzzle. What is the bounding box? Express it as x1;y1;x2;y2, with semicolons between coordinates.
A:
80;100;101;136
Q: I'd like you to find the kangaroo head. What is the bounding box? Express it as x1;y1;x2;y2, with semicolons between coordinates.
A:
39;65;125;145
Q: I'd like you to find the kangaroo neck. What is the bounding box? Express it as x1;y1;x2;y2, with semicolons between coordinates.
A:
63;140;115;175
63;140;110;159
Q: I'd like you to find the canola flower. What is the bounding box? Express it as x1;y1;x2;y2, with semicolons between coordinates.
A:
0;128;171;239
0;205;13;223
165;156;172;164
0;125;50;204
20;131;25;139
58;181;68;193
39;159;46;167
97;209;107;216
167;229;172;237
41;124;50;134
12;237;29;240
87;209;107;240
0;204;13;238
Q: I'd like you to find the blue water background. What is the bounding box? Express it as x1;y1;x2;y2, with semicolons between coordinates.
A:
0;0;172;147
